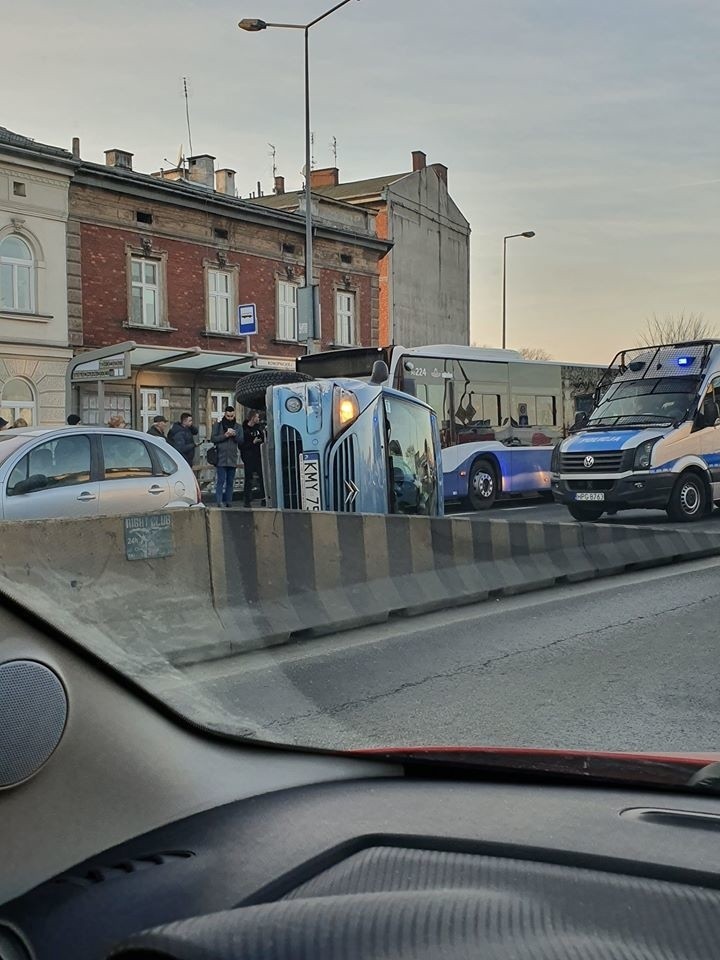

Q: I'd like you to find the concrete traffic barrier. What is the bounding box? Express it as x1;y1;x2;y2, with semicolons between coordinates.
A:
2;510;720;676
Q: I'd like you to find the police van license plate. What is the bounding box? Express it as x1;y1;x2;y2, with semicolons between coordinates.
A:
574;492;605;501
299;452;322;510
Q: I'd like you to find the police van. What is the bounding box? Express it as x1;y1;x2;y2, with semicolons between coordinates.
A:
552;340;720;522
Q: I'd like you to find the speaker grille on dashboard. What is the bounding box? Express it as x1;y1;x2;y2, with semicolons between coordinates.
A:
0;660;67;788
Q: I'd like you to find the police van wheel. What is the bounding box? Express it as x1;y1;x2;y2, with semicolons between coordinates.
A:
235;370;313;411
467;458;498;510
666;472;706;523
567;503;605;522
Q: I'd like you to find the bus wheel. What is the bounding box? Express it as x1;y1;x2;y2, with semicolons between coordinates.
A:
666;472;706;522
235;370;313;411
467;458;498;510
567;503;605;522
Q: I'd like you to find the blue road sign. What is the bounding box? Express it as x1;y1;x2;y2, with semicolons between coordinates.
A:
238;303;258;336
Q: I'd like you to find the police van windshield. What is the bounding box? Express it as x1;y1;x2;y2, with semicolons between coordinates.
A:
589;376;701;425
385;397;439;516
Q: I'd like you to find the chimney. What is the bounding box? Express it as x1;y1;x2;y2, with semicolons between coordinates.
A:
412;150;426;171
274;175;285;195
309;167;340;188
430;162;448;186
187;154;216;189
215;168;236;196
104;148;133;171
71;137;81;159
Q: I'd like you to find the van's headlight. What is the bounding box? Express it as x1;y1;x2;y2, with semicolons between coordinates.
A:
332;386;359;437
634;439;657;471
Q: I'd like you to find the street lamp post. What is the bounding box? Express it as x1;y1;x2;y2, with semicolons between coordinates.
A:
502;231;535;350
239;1;357;354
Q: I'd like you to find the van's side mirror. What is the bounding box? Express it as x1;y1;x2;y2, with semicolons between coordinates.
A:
574;412;588;429
705;401;720;425
370;360;389;385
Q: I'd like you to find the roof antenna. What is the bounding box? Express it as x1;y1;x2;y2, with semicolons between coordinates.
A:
269;143;277;179
311;131;315;170
183;77;194;158
330;135;338;166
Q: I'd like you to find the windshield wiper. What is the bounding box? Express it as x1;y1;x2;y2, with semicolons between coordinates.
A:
588;414;674;429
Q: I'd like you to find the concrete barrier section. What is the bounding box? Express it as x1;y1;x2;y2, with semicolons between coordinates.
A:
2;510;720;677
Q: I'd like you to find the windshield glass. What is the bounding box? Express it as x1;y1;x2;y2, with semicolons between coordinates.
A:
589;376;700;425
7;0;720;791
385;396;440;515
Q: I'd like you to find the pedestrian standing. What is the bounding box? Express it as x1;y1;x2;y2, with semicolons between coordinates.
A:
107;415;126;428
167;412;198;466
66;414;81;425
241;410;265;507
211;406;240;507
12;418;28;428
147;415;169;439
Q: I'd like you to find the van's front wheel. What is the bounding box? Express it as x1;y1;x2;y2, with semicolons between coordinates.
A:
666;472;706;522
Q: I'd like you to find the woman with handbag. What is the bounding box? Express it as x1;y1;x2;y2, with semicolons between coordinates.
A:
210;406;240;507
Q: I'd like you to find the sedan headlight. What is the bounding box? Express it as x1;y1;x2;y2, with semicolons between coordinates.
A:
332;386;359;437
633;439;657;471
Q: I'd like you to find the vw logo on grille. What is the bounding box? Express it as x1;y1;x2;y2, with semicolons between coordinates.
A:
583;455;595;468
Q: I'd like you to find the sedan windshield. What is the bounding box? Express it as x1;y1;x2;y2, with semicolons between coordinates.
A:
589;376;700;425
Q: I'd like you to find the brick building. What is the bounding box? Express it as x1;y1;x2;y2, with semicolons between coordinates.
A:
67;147;390;435
255;150;471;349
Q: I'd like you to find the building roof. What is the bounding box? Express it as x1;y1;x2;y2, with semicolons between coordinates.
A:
253;171;410;209
0;126;74;161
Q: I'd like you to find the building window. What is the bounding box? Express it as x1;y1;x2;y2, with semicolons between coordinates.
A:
208;269;233;333
80;391;131;427
13;182;26;197
335;290;356;346
136;211;153;224
0;377;36;426
214;227;229;240
0;235;34;313
277;280;298;341
130;257;160;326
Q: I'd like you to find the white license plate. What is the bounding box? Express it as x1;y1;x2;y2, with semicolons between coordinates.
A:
574;492;605;502
299;452;322;511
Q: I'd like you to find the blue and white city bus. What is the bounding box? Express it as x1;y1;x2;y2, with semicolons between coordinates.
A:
298;345;604;510
235;365;443;516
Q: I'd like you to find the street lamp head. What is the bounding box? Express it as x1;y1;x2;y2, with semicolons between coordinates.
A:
521;231;536;238
238;17;267;31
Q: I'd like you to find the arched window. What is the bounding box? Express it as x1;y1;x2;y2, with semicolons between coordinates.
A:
1;377;37;426
0;235;34;313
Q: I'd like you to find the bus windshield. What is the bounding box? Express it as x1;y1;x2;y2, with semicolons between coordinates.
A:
385;396;440;516
589;376;701;425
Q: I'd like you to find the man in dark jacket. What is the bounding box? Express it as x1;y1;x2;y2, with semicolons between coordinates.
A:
167;412;198;466
241;410;265;507
211;406;241;507
147;415;168;439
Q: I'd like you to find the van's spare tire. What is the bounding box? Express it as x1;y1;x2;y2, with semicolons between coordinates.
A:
235;370;314;410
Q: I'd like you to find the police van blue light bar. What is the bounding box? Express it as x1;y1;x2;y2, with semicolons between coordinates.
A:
677;356;695;366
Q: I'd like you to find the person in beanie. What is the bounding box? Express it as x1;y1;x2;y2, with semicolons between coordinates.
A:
241;410;265;507
211;406;240;507
168;412;198;466
147;415;169;439
66;414;81;425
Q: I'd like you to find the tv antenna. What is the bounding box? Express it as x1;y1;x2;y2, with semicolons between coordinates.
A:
330;136;338;166
310;131;315;170
183;77;194;158
268;143;277;179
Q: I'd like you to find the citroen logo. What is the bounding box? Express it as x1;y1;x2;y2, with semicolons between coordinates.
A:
344;479;359;506
584;455;595;468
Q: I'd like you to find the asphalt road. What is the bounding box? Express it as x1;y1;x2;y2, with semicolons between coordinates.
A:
188;556;720;755
450;496;720;532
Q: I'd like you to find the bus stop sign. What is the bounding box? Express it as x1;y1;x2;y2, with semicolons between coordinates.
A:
238;303;258;336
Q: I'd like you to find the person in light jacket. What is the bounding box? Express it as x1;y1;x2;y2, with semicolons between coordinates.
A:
211;406;241;507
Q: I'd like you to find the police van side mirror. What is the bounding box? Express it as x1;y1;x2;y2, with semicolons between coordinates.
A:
705;400;719;425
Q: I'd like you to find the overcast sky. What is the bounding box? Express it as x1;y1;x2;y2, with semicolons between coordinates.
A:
5;0;720;362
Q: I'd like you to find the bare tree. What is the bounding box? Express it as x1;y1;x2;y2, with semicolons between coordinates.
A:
637;312;715;346
519;346;553;361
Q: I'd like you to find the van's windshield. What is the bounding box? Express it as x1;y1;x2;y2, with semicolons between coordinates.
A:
589;376;701;426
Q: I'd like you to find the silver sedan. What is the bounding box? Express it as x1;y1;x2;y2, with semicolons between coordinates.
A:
0;426;201;521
